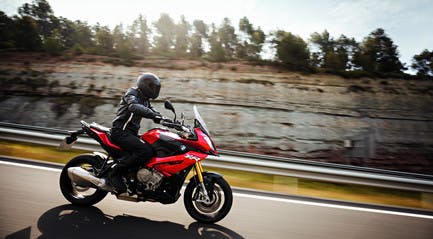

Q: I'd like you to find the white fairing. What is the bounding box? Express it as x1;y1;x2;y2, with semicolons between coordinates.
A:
193;105;210;135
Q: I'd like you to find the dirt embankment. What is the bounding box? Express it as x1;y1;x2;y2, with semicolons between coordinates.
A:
1;52;433;175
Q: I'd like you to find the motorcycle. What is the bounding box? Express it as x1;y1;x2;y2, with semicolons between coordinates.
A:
59;101;232;223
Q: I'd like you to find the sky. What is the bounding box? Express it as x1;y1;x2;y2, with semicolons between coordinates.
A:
1;0;433;68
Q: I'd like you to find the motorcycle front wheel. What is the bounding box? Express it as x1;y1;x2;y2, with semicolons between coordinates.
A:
184;173;233;223
59;154;108;206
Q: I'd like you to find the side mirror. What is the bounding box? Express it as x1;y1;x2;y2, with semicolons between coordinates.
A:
164;100;177;121
164;100;175;113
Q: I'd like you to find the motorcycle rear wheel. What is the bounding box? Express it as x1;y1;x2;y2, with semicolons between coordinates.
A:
59;154;108;206
184;174;232;223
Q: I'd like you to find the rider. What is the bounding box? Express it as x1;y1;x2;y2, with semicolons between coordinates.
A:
109;72;162;193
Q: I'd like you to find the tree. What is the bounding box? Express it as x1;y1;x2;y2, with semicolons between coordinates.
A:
112;24;134;59
129;15;150;56
354;28;404;73
43;29;63;55
174;15;190;57
153;13;176;56
412;49;433;78
218;18;237;60
272;31;310;70
189;20;208;58
250;28;265;57
237;17;252;59
18;0;55;38
53;17;75;49
208;23;226;62
94;24;114;55
310;30;333;64
71;20;94;50
323;51;344;71
237;17;265;60
13;16;42;51
333;35;358;70
0;11;15;48
310;30;358;71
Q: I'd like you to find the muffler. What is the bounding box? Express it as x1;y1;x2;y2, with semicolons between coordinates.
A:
67;167;112;191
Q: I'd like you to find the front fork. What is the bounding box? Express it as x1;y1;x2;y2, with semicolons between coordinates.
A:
194;161;211;204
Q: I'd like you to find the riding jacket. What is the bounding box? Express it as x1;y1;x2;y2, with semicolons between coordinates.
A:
112;87;158;135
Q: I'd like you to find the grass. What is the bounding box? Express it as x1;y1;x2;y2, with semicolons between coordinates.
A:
1;139;432;210
0;139;87;164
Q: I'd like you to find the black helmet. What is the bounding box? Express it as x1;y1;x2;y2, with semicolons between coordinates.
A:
137;73;161;99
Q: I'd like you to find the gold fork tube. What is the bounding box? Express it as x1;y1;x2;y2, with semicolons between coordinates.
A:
198;161;204;173
195;162;204;183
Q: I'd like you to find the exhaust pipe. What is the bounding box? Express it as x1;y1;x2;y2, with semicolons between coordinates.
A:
67;167;112;191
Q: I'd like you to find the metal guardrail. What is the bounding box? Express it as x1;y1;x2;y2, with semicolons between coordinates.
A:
1;122;433;193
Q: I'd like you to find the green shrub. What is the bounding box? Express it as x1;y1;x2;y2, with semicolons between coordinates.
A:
43;37;63;56
71;43;85;55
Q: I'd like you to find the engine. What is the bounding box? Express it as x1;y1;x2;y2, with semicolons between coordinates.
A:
136;168;164;191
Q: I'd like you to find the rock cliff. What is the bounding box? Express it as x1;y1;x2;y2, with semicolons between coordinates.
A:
1;53;432;174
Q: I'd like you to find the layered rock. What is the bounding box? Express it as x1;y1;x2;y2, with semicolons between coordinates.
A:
1;53;432;174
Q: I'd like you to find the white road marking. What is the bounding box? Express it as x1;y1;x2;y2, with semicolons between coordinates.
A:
2;159;433;220
234;193;433;220
0;160;62;172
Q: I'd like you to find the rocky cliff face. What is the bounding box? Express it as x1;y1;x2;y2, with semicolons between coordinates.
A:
1;53;433;174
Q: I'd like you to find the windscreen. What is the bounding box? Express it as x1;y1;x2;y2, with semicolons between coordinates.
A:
193;105;210;136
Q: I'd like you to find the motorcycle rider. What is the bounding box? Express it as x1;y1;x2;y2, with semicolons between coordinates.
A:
108;72;162;193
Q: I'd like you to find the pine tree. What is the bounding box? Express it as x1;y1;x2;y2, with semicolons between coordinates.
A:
412;49;433;78
354;28;404;73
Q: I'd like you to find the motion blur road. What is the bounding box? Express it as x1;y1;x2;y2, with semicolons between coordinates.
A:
1;157;433;239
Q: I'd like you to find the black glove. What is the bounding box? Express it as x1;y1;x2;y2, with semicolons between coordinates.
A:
152;111;163;124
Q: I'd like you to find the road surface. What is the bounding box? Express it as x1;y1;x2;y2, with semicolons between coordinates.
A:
1;157;432;239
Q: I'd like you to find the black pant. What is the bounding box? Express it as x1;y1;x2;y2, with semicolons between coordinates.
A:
110;128;153;171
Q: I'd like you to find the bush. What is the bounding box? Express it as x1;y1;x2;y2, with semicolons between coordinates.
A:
71;43;85;55
43;37;63;56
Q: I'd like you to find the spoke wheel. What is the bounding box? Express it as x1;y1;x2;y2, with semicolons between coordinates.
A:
184;174;232;223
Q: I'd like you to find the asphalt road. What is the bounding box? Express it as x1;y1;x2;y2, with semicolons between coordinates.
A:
1;157;433;239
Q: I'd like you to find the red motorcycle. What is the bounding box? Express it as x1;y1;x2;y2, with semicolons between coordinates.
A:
59;101;232;223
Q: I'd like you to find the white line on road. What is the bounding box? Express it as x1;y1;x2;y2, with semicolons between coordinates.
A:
234;193;433;220
0;160;62;172
2;159;432;220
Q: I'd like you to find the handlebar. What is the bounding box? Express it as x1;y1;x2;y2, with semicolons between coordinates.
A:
160;118;191;133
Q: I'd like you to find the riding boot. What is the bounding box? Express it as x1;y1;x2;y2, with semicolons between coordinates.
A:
107;163;127;194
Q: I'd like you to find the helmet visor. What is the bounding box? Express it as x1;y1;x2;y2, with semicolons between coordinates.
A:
149;82;161;99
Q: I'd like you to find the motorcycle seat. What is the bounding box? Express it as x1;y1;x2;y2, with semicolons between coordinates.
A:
89;122;111;133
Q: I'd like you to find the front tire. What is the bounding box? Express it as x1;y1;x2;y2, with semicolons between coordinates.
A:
60;154;108;206
184;173;233;223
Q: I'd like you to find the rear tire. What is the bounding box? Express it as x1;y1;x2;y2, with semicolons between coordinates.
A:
184;174;232;223
59;154;108;206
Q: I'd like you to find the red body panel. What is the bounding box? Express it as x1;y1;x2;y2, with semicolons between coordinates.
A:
139;128;215;176
141;128;181;144
146;151;208;177
90;128;122;150
141;128;215;154
91;127;215;177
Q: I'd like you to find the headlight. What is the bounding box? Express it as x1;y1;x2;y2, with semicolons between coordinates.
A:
203;134;215;151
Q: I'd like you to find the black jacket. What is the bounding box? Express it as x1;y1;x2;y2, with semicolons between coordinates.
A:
112;87;158;135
